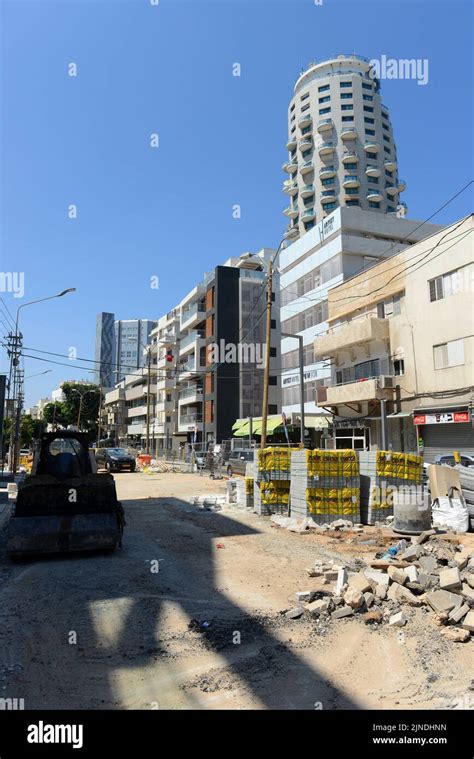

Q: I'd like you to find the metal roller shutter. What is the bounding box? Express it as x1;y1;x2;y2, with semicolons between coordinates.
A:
421;422;474;462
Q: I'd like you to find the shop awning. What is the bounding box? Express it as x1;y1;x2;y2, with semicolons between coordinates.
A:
233;421;251;437
387;411;412;418
305;416;331;429
252;417;284;435
232;419;247;432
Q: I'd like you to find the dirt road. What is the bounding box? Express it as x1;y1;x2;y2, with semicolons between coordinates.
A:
0;472;472;710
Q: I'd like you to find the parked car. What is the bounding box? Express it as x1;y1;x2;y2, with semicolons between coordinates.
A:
429;453;474;468
226;449;254;477
95;447;136;473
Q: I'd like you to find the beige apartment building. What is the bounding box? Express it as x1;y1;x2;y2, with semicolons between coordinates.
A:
314;215;474;459
283;54;406;242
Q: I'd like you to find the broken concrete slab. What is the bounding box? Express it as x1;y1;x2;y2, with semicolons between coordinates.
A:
404;565;419;583
375;585;387;600
364;591;374;608
324;570;339;581
285;607;305;619
371;559;409;570
462;610;474;632
335;568;348;595
388;566;407;585
364;569;390;587
439;567;462;592
418;555;438;574
331;605;354;620
425;589;464;614
442;627;470;642
462;583;474;601
348;572;372;593
389;611;407;627
387;582;424;606
295;591;314;602
401;544;423;561
343;588;364;609
448;603;470;625
414;529;436;545
307;599;330;615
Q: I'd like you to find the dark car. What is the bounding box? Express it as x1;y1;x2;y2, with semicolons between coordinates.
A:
95;447;136;473
226;449;254;477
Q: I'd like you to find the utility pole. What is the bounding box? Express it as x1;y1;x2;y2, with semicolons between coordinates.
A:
145;347;151;455
6;331;22;473
260;260;273;449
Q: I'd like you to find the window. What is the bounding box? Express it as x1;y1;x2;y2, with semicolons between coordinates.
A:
323;201;337;210
362;82;372;90
321;177;335;186
365;128;375;136
341;104;353;110
340;81;352;87
345;162;357;170
383;135;390;142
382;111;389;120
384;146;391;154
345;188;358;195
369;201;380;208
319;106;331;114
341;116;354;122
304;220;315;231
303;195;314;206
281;300;328;334
393;358;405;376
387;205;396;212
377;293;403;317
382;122;390;131
290;103;295;112
301;92;309;101
364;117;375;124
319;95;330;103
368;176;379;184
346;200;360;206
268;405;278;415
336;358;380;384
363;94;373;101
269;376;277;386
270;347;277;357
302;125;311;135
433;339;465;369
301;103;310;112
385;169;393;177
302;149;312;158
364;106;374;112
318;84;330;92
270;318;276;329
340;93;353;99
429;269;461;301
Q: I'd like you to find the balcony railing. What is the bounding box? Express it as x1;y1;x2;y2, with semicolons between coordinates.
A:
178;385;203;400
180;303;205;325
180;330;204;351
179;413;203;425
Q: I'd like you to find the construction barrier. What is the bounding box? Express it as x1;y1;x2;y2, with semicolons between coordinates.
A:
254;448;291;515
358;450;423;524
290;449;360;523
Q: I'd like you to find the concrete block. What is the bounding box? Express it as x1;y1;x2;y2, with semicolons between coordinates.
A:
388;566;407;585
401;544;423;561
364;570;390;588
331;605;354;620
462;610;474;632
324;570;339;581
404;565;419;583
375;585;387;600
285;607;305;619
363;591;374;608
307;599;330;615
426;590;464;614
439;567;462;592
454;548;472;570
461;583;474;601
335;568;348;595
389;611;407;627
295;591;313;602
388;582;424;606
348;572;372;593
418;555;438;574
448;603;470;625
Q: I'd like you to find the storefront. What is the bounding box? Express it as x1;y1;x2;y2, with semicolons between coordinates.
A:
413;406;474;462
331;419;371;450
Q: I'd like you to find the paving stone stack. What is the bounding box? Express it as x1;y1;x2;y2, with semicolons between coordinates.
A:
290;449;360;524
358;451;423;525
236;477;254;509
253;448;291;515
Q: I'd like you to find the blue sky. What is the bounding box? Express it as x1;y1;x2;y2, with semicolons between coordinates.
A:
1;0;472;406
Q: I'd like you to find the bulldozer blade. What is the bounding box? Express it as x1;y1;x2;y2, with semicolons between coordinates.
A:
7;513;121;557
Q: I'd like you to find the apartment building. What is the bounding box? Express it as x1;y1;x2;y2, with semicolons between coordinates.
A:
95;312;115;388
280;207;442;438
313;216;474;458
148;308;181;451
114;319;155;383
176;249;281;445
283;54;406;242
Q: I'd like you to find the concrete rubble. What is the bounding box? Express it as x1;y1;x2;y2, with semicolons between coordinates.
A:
286;528;474;643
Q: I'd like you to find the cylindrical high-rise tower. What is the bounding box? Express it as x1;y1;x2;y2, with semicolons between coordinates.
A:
282;54;407;242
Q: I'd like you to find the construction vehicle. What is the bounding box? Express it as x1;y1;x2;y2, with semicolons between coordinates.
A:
6;431;125;558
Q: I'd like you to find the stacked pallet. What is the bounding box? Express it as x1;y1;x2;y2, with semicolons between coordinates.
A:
456;465;474;530
358;451;423;525
253;448;291;515
290;449;360;524
236;477;254;509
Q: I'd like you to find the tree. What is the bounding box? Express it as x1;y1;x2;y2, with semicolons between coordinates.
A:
19;415;42;448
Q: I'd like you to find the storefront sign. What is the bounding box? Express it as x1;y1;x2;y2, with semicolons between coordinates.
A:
413;411;470;426
333;419;370;429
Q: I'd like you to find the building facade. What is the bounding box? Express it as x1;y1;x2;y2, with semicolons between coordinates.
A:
283;54;406;243
95;312;115;388
114;319;155;383
313;215;474;457
280;207;442;439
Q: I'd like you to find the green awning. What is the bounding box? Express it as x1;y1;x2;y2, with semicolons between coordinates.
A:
232;419;246;432
252;417;284;435
233;421;251;437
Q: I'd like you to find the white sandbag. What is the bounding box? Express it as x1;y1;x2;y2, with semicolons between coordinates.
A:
431;491;469;533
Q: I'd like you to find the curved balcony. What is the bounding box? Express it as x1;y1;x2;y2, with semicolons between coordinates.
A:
282;159;298;174
367;189;383;202
364;141;380;154
298;137;313;152
385;184;399;196
365;164;381;177
384;158;397;171
342;175;360;188
283;179;298;196
284;225;300;241
320;190;336;203
398;179;406;192
298;113;312;129
317;118;333;133
286;134;297;150
301;208;315;222
342;151;358;164
300;160;314;176
341;126;357;140
300;183;314;198
319;165;336;179
283;204;299;219
318;142;334;157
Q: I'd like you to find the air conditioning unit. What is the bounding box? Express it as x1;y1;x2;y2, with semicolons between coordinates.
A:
378;376;395;389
